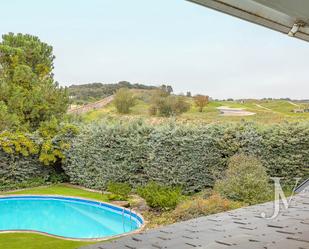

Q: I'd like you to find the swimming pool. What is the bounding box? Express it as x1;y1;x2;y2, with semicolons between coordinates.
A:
0;196;144;240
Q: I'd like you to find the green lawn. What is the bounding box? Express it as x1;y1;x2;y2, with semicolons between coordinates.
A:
0;184;110;249
0;233;94;249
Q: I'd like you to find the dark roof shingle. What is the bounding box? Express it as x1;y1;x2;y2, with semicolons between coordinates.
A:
80;187;309;249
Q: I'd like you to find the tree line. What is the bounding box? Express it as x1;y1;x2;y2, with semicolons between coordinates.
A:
68;81;158;105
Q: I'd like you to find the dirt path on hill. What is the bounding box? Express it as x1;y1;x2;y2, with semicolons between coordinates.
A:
68;95;114;114
255;104;273;112
288;101;300;107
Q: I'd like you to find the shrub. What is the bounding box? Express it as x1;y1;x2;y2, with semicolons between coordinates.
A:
137;182;182;210
157;96;190;117
214;154;271;205
173;193;243;221
48;172;69;184
0;177;47;192
172;96;191;115
0;149;54;187
107;182;132;201
37;119;78;165
0;121;77;187
149;90;190;117
141;211;176;229
148;105;157;116
114;88;136;114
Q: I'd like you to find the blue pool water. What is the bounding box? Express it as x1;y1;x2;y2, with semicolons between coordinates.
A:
0;196;143;239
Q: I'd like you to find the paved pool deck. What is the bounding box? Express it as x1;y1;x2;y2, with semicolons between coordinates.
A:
81;187;309;249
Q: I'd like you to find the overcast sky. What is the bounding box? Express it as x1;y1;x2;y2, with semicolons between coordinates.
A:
1;0;308;99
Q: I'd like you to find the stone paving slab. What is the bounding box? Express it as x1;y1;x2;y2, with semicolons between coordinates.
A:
80;188;309;249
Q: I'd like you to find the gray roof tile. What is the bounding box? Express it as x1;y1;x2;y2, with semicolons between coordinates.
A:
80;187;309;249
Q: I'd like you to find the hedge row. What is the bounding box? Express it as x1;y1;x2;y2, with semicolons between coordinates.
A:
63;121;309;193
0;128;74;190
0;151;54;190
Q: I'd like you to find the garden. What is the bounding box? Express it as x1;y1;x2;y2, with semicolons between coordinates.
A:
0;33;308;249
1;120;308;248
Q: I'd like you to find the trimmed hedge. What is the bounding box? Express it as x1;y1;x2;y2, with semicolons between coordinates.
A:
63;121;309;193
0;151;54;190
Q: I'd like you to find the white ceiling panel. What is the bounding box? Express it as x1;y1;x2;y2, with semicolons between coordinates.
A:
187;0;309;42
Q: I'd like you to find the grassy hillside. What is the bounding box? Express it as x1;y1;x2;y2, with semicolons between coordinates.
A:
80;93;309;124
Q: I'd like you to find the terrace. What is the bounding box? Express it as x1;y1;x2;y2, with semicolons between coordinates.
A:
80;1;309;248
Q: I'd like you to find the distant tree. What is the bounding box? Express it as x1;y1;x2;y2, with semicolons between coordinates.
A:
280;97;291;101
186;91;192;97
118;81;131;88
171;96;191;115
150;90;190;117
167;85;173;94
194;95;209;112
148;89;167;116
0;33;68;131
114;88;136;114
160;84;173;95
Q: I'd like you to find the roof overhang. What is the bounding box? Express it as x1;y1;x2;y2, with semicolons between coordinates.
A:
187;0;309;42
